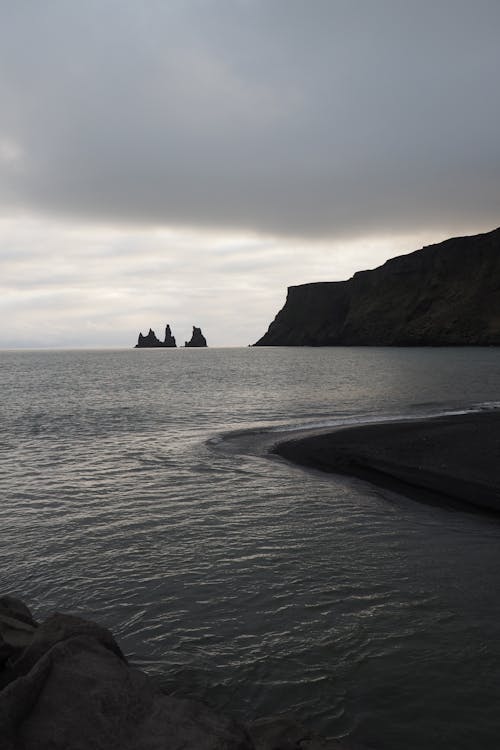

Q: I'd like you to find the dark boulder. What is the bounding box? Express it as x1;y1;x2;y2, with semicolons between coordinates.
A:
0;599;373;750
0;596;38;683
0;606;252;750
185;326;207;347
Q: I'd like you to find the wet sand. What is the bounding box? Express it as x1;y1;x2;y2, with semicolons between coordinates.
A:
273;412;500;513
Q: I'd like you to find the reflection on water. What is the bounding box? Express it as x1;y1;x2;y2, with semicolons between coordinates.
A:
1;347;500;749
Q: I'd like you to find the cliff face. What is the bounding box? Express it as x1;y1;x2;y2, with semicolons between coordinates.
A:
255;227;500;346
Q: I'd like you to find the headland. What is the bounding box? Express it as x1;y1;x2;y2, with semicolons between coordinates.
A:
255;227;500;346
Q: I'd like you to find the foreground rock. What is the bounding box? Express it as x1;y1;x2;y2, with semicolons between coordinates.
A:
0;598;252;750
185;326;208;347
255;226;500;346
0;598;372;750
135;324;177;348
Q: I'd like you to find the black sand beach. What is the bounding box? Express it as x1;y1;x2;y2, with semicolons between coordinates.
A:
274;412;500;514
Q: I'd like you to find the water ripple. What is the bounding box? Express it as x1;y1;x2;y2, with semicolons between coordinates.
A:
2;348;500;749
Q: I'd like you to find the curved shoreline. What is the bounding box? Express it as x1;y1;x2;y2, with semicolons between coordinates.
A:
273;412;500;514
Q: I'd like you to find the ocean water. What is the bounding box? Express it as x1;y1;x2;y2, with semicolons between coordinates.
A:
1;346;500;749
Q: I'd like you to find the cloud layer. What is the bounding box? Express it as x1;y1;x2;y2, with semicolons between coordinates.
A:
1;1;499;238
1;1;499;346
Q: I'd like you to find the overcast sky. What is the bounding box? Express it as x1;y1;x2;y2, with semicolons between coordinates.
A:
1;0;499;347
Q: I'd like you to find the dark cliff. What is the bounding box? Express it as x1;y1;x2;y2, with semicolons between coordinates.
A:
254;227;500;346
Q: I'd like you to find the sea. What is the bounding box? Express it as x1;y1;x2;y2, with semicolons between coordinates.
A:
1;346;500;749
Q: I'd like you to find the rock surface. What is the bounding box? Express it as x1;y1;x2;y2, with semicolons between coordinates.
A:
163;324;177;347
0;598;372;750
185;326;208;347
135;324;177;348
254;226;500;346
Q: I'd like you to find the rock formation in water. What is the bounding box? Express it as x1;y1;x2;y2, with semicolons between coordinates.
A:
163;324;177;347
135;324;177;348
185;326;208;347
0;596;370;749
254;226;500;346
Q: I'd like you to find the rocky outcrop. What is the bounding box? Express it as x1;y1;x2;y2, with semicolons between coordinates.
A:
0;597;372;750
135;324;177;348
185;326;208;347
0;597;250;749
163;324;177;347
254;226;500;346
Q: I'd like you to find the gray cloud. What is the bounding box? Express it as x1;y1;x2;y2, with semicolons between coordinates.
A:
1;0;499;238
1;1;499;347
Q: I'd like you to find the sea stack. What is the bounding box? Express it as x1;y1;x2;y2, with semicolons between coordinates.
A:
135;324;177;348
185;326;207;347
163;324;176;347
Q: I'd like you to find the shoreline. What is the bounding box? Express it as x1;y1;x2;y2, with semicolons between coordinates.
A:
273;412;500;514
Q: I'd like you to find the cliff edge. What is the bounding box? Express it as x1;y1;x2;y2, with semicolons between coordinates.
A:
254;227;500;346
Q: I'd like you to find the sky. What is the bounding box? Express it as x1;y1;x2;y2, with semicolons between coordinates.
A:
1;0;499;347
